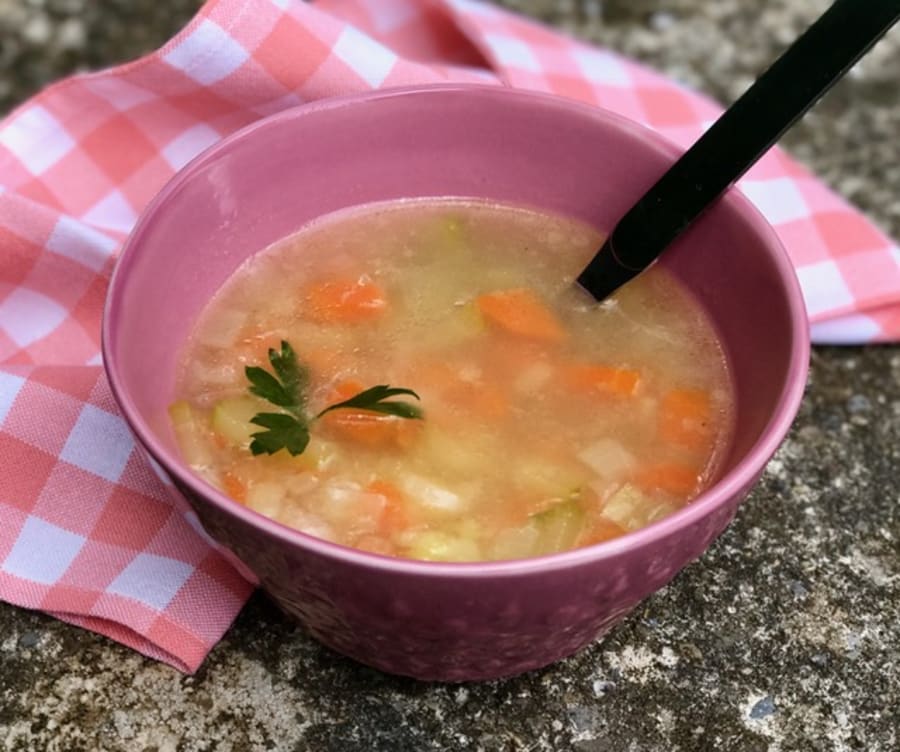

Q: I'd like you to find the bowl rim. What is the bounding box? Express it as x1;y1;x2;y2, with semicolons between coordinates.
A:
102;83;810;578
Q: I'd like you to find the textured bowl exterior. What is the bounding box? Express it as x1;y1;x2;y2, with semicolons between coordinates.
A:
168;470;752;681
103;85;809;681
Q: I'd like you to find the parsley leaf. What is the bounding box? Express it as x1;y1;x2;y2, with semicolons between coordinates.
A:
245;341;308;413
248;412;310;456
316;385;423;420
268;340;309;410
244;340;423;456
245;366;294;408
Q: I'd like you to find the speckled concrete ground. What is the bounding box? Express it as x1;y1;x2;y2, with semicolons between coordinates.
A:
1;1;899;751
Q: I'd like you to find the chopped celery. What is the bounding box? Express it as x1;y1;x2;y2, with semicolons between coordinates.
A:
517;459;587;501
404;530;482;562
530;497;586;555
601;483;650;531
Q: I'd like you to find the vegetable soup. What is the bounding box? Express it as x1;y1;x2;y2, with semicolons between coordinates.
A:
170;200;734;561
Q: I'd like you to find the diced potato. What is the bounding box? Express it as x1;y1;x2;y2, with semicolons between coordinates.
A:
168;401;214;470
247;438;332;475
211;397;267;447
530;498;586;555
404;530;482;562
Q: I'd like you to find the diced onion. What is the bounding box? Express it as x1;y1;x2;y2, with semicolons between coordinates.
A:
317;480;364;523
401;474;466;515
246;482;286;518
280;509;336;542
577;439;637;479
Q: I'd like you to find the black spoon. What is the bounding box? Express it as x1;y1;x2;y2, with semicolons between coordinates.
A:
577;0;900;301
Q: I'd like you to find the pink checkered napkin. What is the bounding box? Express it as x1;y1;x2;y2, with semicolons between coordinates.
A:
1;0;898;673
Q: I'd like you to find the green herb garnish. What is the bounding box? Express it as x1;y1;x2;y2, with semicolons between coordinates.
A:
245;340;422;456
316;385;423;420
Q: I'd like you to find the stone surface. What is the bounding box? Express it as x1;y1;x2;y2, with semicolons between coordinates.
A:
1;1;898;750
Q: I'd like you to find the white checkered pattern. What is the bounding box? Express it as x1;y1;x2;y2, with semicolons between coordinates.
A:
108;553;195;610
0;288;68;348
0;106;75;175
2;516;86;584
164;20;252;85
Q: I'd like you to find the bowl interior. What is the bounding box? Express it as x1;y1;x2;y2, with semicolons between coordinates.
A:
105;85;807;534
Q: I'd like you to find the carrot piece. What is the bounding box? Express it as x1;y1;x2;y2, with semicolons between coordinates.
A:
323;411;422;448
367;480;409;534
561;363;641;397
476;288;566;343
659;388;712;448
327;378;365;402
303;276;387;323
301;346;340;377
320;380;422;449
585;517;626;545
222;472;247;503
634;463;700;496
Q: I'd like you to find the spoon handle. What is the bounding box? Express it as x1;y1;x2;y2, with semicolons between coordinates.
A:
578;0;900;300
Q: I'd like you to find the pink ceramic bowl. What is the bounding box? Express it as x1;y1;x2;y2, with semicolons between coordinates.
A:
103;85;809;681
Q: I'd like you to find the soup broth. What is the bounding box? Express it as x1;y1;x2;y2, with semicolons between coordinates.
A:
170;200;734;561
